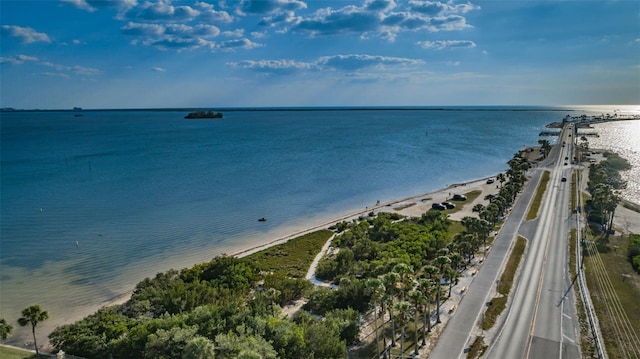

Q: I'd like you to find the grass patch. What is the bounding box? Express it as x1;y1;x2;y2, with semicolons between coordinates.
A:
393;203;416;211
482;236;526;330
569;229;597;357
583;231;640;359
462;189;482;203
526;171;550;220
467;336;488;359
248;229;333;278
0;346;47;359
571;173;577;213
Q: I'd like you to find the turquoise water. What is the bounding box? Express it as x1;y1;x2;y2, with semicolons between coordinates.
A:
0;107;603;345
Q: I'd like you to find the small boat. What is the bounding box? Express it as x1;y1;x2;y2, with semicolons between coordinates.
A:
258;217;267;222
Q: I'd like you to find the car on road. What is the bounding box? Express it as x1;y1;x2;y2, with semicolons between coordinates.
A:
561;177;567;182
442;202;456;209
432;203;447;210
486;178;494;184
452;194;467;201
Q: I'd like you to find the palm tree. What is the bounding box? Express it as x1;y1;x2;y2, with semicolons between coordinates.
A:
422;265;438;280
381;272;401;348
17;304;48;355
592;183;612;232
538;139;551;158
366;278;385;358
434;256;451;324
392;263;414;301
445;267;460;298
393;301;412;359
0;318;13;340
605;190;620;238
497;173;506;188
407;289;425;356
417;278;434;345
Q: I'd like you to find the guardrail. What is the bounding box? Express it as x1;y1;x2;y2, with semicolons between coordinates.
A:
574;161;607;359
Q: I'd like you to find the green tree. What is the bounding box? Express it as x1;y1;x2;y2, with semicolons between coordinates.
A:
145;326;199;359
366;278;385;358
381;272;400;348
0;318;13;340
393;301;412;359
392;263;414;301
538;139;551;159
434;256;451;323
407;289;426;355
417;278;435;344
183;336;215;359
17;304;49;355
326;308;360;345
303;319;346;359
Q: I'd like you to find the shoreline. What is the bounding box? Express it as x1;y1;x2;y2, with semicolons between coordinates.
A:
9;173;496;352
15;171;640;353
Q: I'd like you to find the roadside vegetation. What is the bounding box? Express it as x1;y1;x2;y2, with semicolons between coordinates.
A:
583;229;640;358
526;170;549;220
467;335;487;359
42;153;531;359
579;145;640;358
481;236;526;331
0;346;47;359
248;229;333;278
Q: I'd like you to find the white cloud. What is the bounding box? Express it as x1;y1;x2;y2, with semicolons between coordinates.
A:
41;61;102;76
0;54;38;64
318;54;424;70
291;0;478;40
229;53;424;75
152;66;166;72
219;38;263;50
61;0;138;13
417;40;476;49
1;25;51;44
135;0;200;21
229;59;317;73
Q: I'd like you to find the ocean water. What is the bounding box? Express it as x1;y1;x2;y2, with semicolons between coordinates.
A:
586;120;640;204
0;106;635;346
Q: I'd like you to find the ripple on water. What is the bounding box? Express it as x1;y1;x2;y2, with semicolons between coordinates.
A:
588;120;640;204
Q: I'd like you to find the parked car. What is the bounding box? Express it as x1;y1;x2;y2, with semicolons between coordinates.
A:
432;203;447;210
442;202;456;209
486;178;495;184
561;177;567;182
452;194;467;201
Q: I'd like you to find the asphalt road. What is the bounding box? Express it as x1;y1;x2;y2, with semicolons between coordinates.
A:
430;124;581;359
487;125;580;358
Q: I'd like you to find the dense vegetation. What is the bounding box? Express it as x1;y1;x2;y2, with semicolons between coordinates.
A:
628;234;640;273
48;153;531;359
586;151;629;234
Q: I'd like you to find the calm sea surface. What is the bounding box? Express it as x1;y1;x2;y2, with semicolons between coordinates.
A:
587;120;640;204
1;107;637;345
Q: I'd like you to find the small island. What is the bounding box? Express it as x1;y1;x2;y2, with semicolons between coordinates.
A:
185;110;223;119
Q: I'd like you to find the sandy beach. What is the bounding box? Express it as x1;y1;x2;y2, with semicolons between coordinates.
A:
8;174;499;352
11;166;640;354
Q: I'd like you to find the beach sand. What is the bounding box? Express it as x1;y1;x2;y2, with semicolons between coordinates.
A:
10;174;498;352
18;171;633;354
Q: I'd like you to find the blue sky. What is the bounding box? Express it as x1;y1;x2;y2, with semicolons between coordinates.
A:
1;0;639;109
